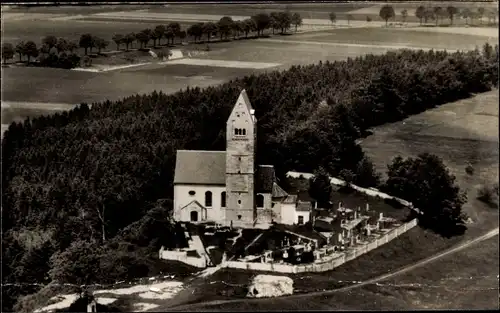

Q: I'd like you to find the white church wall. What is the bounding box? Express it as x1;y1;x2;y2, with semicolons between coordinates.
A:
281;203;297;225
174;185;226;222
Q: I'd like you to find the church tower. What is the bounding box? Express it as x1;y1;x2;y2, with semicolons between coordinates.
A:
224;89;257;228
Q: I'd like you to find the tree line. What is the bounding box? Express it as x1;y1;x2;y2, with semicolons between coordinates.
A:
380;4;498;26
326;5;498;26
1;11;303;69
2;43;498;312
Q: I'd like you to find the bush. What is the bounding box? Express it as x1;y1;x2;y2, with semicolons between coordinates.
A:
37;53;80;69
477;183;499;206
465;164;474;175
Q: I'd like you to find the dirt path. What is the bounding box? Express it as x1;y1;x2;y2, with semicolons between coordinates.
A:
164;227;499;311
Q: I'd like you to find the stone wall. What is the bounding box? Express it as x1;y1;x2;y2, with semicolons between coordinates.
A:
159;247;207;268
223;218;418;273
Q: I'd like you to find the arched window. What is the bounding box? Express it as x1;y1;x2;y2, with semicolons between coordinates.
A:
256;194;264;208
234;128;239;135
242;129;246;135
205;191;212;207
221;192;226;207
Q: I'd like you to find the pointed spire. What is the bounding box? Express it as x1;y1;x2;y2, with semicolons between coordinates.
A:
236;89;254;114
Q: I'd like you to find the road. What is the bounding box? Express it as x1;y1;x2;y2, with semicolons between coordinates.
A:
163;227;499;311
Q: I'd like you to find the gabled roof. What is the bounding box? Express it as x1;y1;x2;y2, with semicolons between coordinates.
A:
271;182;288;198
228;89;257;124
179;200;206;211
174;150;226;185
174;151;279;191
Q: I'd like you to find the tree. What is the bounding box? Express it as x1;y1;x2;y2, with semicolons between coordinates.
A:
23;41;38;64
178;30;187;43
401;9;408;23
15;41;26;62
42;35;58;50
112;34;123;51
150;28;160;47
79;33;93;55
217;16;234;41
55;37;68;54
49;240;104;286
308;167;332;209
415;5;426;25
123;33;135;50
231;21;242;39
242;19;256;38
347;14;353;25
379;5;396;26
270;12;279;34
153;25;165;46
135;30;151;49
291;13;303;32
142;28;153;47
477;7;485;25
424;7;435;23
446;6;458;25
251;13;271;36
278;11;292;34
167;22;181;44
187;23;203;43
383;153;467;236
329;12;337;25
93;37;109;54
461;8;472;25
202;22;217;42
433;6;444;26
2;43;14;64
66;41;78;53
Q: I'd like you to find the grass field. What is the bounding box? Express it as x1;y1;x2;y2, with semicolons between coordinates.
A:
360;90;499;227
175;234;498;311
280;27;497;50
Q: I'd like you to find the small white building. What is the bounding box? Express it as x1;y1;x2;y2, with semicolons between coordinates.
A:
173;90;311;228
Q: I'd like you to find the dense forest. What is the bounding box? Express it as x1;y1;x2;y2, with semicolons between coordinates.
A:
2;43;498;312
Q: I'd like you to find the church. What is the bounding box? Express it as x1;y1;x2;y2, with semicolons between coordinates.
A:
173;90;312;229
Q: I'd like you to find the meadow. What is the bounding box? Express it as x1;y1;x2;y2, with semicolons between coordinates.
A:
279;27;498;51
360;90;499;227
172;233;498;311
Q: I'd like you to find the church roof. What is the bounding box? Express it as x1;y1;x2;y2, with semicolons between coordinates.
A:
271;182;288;198
174;150;226;185
174;150;280;194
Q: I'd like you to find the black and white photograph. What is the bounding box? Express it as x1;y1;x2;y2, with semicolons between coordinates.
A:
1;0;499;312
